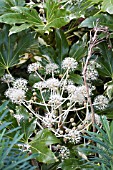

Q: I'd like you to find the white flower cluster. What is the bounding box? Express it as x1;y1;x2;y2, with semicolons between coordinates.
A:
4;78;28;105
93;95;109;110
33;81;46;90
5;88;26;105
89;60;101;69
14;114;24;122
46;78;60;91
85;113;101;125
13;78;28;91
1;74;14;83
67;85;87;104
65;128;81;143
86;65;98;81
59;146;70;160
66;84;77;94
48;94;63;106
43;112;56;128
62;57;78;71
28;62;42;73
46;63;59;74
33;78;60;91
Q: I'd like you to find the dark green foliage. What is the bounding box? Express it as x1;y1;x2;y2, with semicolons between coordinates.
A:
80;116;113;169
0;102;36;170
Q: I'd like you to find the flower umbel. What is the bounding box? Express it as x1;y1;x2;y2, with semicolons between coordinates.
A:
46;78;60;91
5;88;26;105
28;62;42;73
1;74;14;84
46;63;59;74
62;57;78;71
93;95;109;110
13;78;28;91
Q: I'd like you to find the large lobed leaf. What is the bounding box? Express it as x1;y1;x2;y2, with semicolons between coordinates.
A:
0;25;35;73
30;129;60;164
0;0;25;15
0;0;70;34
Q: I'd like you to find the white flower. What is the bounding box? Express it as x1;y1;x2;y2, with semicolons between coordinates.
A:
13;78;28;91
93;95;109;110
85;65;98;81
66;128;81;143
46;78;60;90
66;84;77;94
43;112;56;128
46;63;59;74
1;74;14;83
48;94;63;106
85;113;101;125
18;143;31;152
28;62;42;73
14;114;24;121
62;57;78;71
70;90;85;104
5;88;26;105
59;146;70;160
33;81;46;90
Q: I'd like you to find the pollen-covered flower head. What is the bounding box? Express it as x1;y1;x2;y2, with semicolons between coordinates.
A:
33;81;46;90
59;146;70;160
85;65;98;81
85;113;101;125
28;62;42;73
43;112;56;128
46;78;60;90
70;89;85;105
13;78;28;91
5;88;26;105
66;128;81;143
62;57;78;71
48;94;63;106
14;114;24;122
66;84;77;94
1;74;14;83
93;95;109;110
46;63;59;74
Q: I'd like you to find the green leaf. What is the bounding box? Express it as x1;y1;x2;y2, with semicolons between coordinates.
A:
0;25;35;69
58;158;84;170
79;14;113;30
0;7;43;28
45;0;70;29
69;73;83;85
0;1;70;33
0;0;25;15
0;67;5;77
39;45;56;63
31;129;60;146
0;101;9;113
9;23;33;35
101;0;113;14
105;81;113;99
15;106;29;119
55;29;69;66
29;74;41;86
30;129;60;164
31;143;58;164
69;42;87;61
20;118;37;141
97;42;113;78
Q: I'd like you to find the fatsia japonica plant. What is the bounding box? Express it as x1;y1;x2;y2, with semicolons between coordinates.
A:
0;0;113;169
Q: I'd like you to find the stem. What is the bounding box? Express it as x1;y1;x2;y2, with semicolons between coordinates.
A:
82;29;99;132
23;102;43;129
35;71;45;81
65;26;78;35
